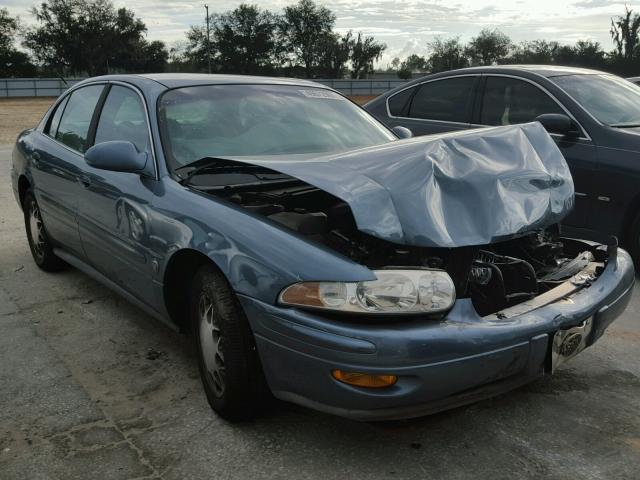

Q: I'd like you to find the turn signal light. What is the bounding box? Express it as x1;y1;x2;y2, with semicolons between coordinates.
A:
331;369;397;388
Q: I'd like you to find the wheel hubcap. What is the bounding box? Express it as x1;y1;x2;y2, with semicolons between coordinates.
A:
29;201;46;259
198;294;225;397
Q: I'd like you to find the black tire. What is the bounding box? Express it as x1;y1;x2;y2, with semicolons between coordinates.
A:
190;264;270;421
629;212;640;267
23;190;68;272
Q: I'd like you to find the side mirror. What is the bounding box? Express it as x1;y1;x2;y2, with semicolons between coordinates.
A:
535;113;578;136
392;126;413;139
84;141;148;173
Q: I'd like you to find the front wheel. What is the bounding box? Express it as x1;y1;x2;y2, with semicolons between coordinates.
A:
628;212;640;267
23;190;67;272
190;265;270;421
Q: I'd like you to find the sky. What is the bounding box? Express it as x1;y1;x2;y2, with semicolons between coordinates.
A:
3;0;640;65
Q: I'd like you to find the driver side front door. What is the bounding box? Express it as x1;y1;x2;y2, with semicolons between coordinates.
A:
76;84;159;308
477;75;598;229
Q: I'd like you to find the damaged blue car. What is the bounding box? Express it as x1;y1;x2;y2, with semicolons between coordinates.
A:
11;74;635;421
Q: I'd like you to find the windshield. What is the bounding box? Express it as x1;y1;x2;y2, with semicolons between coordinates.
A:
551;74;640;126
158;84;395;169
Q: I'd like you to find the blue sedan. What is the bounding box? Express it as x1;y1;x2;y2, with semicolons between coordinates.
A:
11;74;635;421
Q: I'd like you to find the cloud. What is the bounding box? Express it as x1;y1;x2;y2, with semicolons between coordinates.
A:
3;0;628;63
572;0;622;8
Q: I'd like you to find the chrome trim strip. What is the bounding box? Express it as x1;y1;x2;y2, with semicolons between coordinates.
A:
484;261;602;320
385;74;479;125
40;80;159;180
574;192;588;197
386;72;591;141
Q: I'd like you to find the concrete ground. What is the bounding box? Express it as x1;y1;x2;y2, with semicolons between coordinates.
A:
0;143;639;480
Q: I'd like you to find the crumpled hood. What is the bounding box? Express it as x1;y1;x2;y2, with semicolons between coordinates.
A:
225;122;574;248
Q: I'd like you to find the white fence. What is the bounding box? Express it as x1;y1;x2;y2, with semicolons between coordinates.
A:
0;77;407;98
314;79;408;95
0;78;85;97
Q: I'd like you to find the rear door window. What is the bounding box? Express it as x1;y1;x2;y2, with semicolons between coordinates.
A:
55;85;104;153
408;77;477;123
480;76;564;126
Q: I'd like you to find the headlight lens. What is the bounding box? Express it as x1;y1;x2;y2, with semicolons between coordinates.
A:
279;269;456;315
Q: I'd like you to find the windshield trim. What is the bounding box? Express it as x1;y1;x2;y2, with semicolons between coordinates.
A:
157;82;397;177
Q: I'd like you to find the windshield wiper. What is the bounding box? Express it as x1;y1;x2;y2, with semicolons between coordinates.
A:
175;157;277;185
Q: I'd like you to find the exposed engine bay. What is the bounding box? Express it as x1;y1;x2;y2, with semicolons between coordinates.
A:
196;176;606;317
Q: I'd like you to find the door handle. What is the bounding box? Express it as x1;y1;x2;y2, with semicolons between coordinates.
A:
79;174;92;188
31;152;41;166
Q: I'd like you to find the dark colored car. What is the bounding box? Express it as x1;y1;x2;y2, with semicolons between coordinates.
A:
366;66;640;264
11;74;634;421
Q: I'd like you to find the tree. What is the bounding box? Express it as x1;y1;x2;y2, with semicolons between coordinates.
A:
428;37;468;72
402;54;428;71
128;40;168;73
466;28;511;66
0;8;36;77
23;0;167;76
317;32;351;77
574;40;606;65
396;67;411;79
0;8;18;54
396;54;427;79
554;40;606;69
279;0;336;77
349;32;385;79
611;7;640;61
213;4;279;74
184;26;212;70
609;7;640;75
504;40;559;64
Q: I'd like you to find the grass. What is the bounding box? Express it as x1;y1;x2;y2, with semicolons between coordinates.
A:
0;97;55;144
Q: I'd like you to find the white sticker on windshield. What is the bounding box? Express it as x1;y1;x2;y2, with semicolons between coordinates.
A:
298;89;343;100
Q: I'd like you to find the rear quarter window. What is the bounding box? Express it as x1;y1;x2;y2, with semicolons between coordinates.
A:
387;87;415;116
46;96;69;138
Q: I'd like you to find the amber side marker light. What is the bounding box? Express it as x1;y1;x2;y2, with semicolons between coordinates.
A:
332;370;398;388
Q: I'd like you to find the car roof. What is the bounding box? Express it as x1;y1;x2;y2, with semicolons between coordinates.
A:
74;73;324;90
432;65;606;78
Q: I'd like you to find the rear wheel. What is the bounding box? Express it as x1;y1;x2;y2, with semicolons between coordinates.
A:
190;265;270;421
23;190;67;272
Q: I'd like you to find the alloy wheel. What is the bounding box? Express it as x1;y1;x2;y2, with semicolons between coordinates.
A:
198;293;226;397
29;200;46;260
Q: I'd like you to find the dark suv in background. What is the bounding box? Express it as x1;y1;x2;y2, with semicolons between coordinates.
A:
365;66;640;263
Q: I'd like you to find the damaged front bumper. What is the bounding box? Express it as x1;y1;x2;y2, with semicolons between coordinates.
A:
239;244;635;421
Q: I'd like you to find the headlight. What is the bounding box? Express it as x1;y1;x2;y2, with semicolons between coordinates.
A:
278;269;456;315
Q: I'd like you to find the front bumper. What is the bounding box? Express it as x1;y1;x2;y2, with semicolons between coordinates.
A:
239;247;635;421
